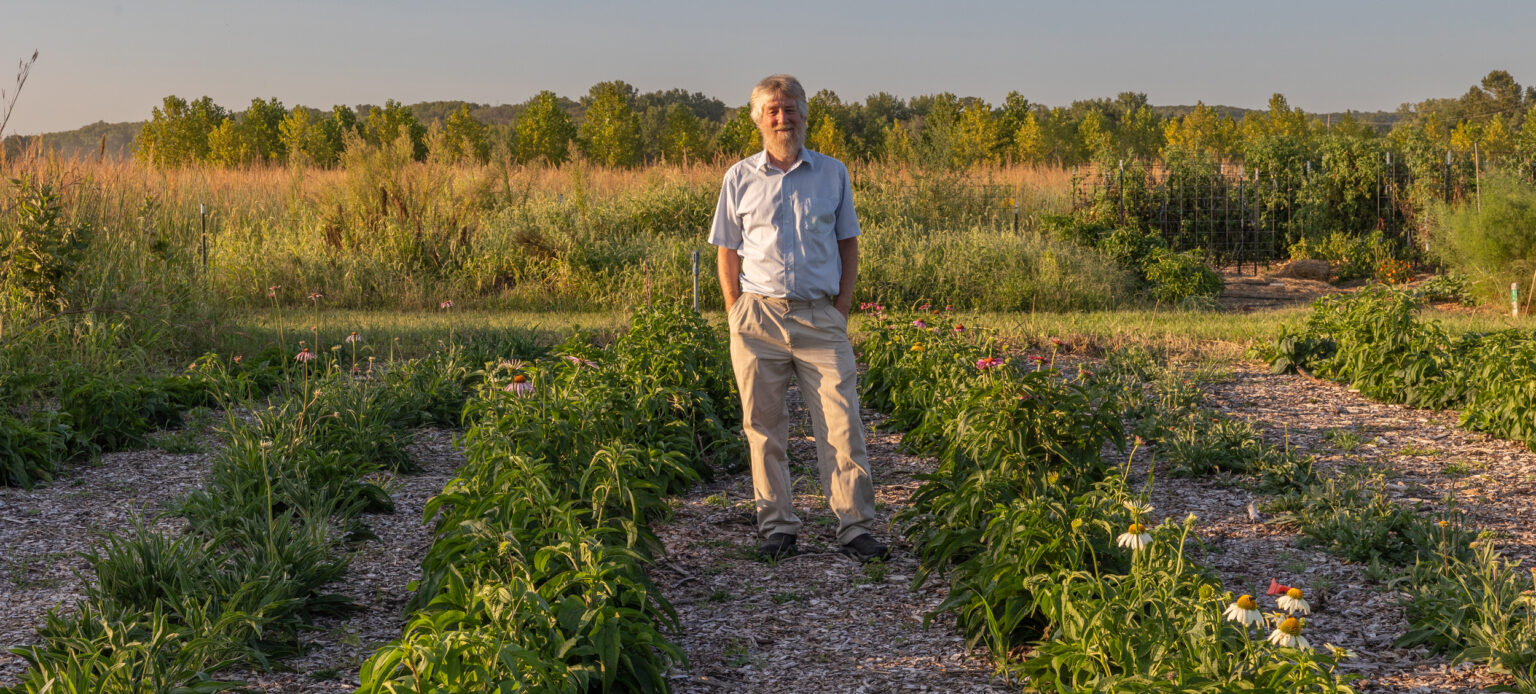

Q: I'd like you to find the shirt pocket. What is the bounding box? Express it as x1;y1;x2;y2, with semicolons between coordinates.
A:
801;196;838;234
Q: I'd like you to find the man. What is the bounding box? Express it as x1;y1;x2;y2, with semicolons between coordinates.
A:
708;74;888;563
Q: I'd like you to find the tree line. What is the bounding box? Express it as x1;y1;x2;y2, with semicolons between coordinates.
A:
125;71;1536;176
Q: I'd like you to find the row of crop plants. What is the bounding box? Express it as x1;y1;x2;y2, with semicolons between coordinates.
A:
355;303;742;693
0;336;487;692
859;311;1360;691
1258;286;1536;690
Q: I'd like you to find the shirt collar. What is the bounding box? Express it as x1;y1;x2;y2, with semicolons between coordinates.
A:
755;148;815;174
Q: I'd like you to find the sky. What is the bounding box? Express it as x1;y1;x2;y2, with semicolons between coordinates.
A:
3;0;1533;136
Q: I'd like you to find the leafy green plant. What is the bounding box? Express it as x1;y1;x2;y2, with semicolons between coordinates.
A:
0;175;91;316
0;410;72;488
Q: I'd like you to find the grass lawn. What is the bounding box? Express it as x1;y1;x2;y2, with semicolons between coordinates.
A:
219;302;1536;362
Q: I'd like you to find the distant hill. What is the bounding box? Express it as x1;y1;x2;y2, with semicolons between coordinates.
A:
4;120;142;159
1152;105;1404;133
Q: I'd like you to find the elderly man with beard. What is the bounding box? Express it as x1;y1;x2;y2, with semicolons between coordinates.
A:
708;74;888;563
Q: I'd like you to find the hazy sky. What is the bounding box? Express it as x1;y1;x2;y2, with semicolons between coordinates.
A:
4;0;1533;136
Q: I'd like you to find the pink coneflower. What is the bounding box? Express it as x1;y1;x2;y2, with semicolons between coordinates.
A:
294;348;316;363
912;319;927;328
345;332;362;343
954;325;966;333
976;356;1004;370
919;302;930;311
439;300;454;309
945;304;954;312
308;292;323;301
563;355;598;368
267;285;280;298
504;373;534;396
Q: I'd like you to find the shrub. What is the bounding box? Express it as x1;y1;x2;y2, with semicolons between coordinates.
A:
1432;172;1536;305
1143;248;1223;305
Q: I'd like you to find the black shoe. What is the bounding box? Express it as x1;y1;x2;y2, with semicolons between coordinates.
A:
755;533;798;560
840;534;890;563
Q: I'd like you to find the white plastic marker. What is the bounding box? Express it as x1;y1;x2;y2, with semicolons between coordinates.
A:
1513;283;1520;318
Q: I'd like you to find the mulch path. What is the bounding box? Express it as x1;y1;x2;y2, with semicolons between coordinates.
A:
1143;359;1536;693
5;354;1533;693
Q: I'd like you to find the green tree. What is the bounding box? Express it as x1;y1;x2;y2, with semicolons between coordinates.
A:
364;99;427;161
280;106;342;166
997;91;1033;161
1516;105;1536;161
135;95;226;167
441;103;491;163
579;81;641;167
1040;107;1084;166
1078;110;1114;163
659;103;708;164
513;90;577;165
951;99;1000;166
715;105;760;160
206;117;250;166
242;97;288;164
917;92;962;167
1012;112;1047;164
883;120;917;164
807;117;848;160
1120;105;1164;160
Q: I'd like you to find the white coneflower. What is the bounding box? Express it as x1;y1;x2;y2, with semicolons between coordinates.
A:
1116;523;1152;551
1222;594;1264;628
1267;616;1311;650
1277;587;1311;615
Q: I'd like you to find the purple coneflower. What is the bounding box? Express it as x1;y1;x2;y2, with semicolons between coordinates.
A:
345;332;362;343
976;356;1004;370
504;373;534;396
912;319;927;328
439;300;454;309
294;348;316;363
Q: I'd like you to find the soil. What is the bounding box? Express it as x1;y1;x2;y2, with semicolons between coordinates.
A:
1218;264;1345;312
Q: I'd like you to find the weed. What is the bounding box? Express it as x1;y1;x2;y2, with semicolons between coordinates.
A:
1323;428;1363;452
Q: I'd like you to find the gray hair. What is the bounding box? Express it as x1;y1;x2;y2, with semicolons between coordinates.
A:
749;74;808;121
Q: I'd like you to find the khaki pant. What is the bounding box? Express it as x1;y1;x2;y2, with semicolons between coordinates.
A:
727;292;876;545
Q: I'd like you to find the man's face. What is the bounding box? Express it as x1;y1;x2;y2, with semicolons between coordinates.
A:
754;95;805;155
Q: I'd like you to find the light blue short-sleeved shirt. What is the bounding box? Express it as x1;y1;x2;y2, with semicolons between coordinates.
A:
708;149;861;301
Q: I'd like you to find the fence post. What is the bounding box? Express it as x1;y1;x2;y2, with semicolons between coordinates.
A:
691;250;700;312
1117;159;1125;225
199;203;208;285
1444;150;1452;203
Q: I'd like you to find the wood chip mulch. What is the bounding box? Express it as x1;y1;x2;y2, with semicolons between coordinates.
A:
0;426;463;693
1143;359;1536;694
653;382;1006;693
6;357;1533;693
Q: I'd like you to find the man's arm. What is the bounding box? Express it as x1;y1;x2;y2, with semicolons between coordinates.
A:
718;246;742;311
835;237;857;318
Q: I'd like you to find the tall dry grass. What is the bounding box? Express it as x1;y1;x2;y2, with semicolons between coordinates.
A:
2;143;1097;318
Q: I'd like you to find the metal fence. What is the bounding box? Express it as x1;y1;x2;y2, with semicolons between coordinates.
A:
1071;155;1532;269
